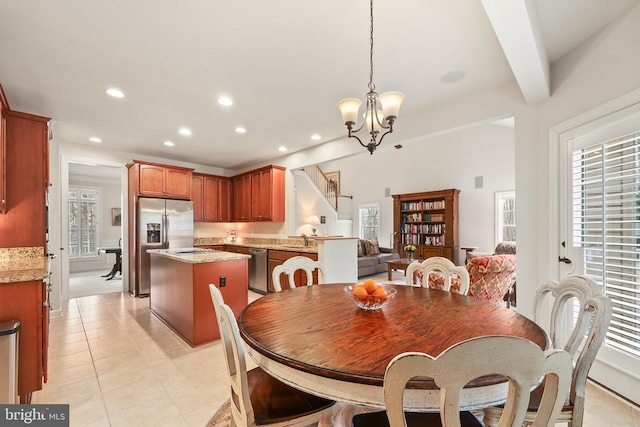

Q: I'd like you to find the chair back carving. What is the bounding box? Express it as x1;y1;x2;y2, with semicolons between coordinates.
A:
272;256;325;292
533;275;612;426
406;257;470;295
384;336;572;427
466;254;516;303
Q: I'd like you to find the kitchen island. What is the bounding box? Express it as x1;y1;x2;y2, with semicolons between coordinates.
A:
148;248;250;346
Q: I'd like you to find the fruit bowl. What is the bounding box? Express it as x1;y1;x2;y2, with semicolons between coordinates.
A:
344;285;397;310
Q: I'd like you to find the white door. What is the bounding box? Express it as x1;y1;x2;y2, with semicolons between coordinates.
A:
559;103;640;405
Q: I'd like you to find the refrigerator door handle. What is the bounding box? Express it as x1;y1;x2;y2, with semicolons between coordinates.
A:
162;214;168;247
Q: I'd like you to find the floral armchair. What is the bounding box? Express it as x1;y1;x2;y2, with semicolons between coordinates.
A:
468;242;517;306
465;255;517;304
417;252;517;306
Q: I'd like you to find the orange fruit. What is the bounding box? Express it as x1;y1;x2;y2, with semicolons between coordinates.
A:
352;286;369;302
354;282;365;289
373;286;388;302
363;279;377;294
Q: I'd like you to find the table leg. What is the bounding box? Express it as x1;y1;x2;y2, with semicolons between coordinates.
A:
387;264;393;281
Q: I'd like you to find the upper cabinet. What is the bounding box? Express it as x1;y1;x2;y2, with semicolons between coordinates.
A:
232;165;285;222
232;174;252;221
128;160;193;199
251;166;285;221
192;173;231;222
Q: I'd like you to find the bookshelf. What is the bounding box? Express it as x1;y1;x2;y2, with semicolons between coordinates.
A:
392;189;460;265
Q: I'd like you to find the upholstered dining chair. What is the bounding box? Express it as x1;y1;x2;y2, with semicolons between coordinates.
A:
483;275;613;427
352;335;572;427
406;257;470;295
465;254;517;304
208;285;335;426
272;256;325;292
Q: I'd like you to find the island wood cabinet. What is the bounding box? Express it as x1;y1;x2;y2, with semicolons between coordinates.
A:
267;250;318;292
149;255;248;346
0;98;6;214
129;160;193;199
0;280;47;403
192;173;231;222
232;165;285;222
392;189;460;265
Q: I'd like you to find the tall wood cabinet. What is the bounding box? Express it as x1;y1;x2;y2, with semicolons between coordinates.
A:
392;189;460;265
0;84;50;402
192;173;231;222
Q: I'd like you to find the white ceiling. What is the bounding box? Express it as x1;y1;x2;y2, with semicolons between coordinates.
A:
1;0;637;170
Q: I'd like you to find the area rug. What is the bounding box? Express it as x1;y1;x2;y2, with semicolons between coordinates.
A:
205;400;377;427
207;399;232;427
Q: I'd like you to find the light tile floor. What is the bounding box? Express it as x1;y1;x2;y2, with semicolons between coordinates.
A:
36;271;640;426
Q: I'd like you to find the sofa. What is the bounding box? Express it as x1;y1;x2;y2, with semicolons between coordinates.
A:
357;239;399;277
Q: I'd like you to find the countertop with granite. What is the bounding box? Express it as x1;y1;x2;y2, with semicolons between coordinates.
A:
194;237;318;254
147;248;251;264
0;247;48;283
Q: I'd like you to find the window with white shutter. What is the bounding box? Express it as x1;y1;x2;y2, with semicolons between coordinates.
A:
572;131;640;359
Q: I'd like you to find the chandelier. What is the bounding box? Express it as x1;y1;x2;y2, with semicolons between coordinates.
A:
337;0;405;155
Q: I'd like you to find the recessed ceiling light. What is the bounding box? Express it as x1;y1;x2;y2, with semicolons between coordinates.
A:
278;146;288;152
311;134;322;141
105;88;124;98
218;96;233;106
235;127;246;134
179;127;192;136
163;141;175;147
89;137;102;143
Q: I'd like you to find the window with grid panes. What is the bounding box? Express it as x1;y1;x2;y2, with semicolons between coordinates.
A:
359;203;380;241
68;188;99;258
572;131;640;359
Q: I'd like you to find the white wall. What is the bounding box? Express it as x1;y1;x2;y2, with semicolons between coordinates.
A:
317;122;515;257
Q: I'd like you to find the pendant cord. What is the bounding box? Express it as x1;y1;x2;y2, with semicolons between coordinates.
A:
368;0;375;92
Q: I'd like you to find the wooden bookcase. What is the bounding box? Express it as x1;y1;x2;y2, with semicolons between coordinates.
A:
392;189;460;265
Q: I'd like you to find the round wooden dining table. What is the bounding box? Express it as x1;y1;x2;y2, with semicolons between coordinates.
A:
238;284;549;411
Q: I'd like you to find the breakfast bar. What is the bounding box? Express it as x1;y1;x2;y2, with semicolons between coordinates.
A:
148;248;250;346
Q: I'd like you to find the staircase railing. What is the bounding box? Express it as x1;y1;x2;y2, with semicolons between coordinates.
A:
299;166;353;220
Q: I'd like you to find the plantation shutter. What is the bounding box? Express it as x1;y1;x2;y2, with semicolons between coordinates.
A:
572;131;640;358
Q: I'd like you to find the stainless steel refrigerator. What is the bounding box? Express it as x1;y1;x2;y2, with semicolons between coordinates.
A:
137;198;194;296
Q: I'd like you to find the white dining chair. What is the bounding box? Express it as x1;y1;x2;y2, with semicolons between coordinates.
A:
208;284;335;426
405;257;470;295
272;256;325;292
483;275;613;427
352;335;572;427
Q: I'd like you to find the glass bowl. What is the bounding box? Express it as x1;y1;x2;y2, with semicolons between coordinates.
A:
343;285;397;310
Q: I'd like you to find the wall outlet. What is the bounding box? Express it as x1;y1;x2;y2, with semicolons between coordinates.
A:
219;276;226;287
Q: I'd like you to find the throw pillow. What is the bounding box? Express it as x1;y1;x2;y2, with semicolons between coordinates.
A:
357;239;364;257
363;238;380;255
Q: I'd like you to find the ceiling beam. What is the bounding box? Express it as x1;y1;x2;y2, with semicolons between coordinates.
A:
481;0;550;104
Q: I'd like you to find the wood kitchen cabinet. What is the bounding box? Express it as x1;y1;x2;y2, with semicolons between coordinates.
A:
0;94;6;214
251;166;285;221
231;165;285;222
0;280;47;403
232;173;252;221
267;250;318;292
129;160;193;199
192;173;231;222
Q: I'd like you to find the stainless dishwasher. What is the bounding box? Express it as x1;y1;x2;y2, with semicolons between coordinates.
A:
248;248;268;294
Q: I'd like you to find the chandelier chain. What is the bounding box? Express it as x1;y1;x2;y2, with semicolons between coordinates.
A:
368;0;375;92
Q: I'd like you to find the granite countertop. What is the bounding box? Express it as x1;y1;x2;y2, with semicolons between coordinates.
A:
0;247;48;283
147;248;251;264
194;237;318;254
